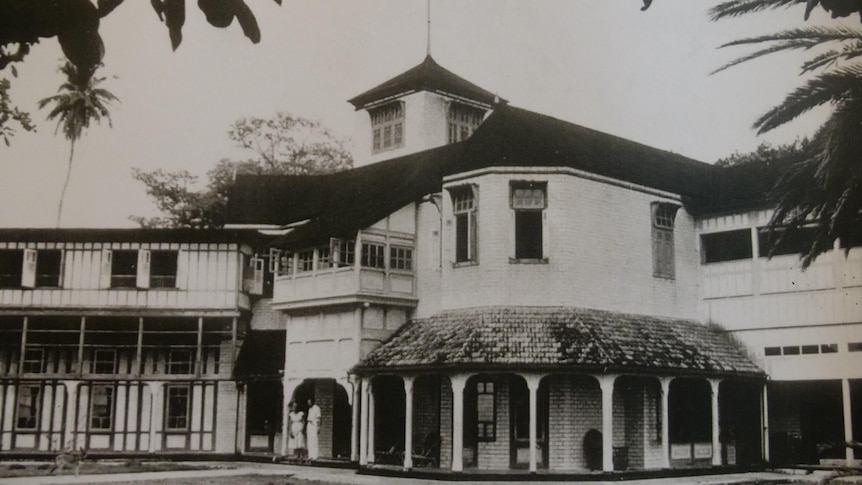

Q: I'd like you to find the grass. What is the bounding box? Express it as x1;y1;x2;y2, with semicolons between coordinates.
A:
0;459;209;478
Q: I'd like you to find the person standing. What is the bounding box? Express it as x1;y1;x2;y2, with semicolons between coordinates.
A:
306;398;321;460
287;401;305;459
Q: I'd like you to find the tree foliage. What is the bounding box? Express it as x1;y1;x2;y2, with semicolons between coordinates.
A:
0;0;280;144
707;1;862;266
132;113;353;228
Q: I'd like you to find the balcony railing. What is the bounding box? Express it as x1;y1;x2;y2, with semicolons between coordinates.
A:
273;265;415;310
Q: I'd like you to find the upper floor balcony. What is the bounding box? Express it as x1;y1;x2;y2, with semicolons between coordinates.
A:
272;231;417;311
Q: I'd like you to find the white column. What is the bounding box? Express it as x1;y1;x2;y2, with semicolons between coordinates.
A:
660;377;672;469
403;375;415;470
367;379;376;463
61;380;81;449
450;373;469;472
359;378;369;466
349;376;360;462
147;381;163;452
709;379;721;466
523;374;543;473
597;374;617;472
760;382;769;463
842;378;855;465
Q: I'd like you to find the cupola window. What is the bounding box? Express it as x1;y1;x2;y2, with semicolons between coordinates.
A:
370;102;405;153
448;103;485;144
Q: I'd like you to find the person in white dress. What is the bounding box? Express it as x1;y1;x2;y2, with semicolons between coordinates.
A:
306;398;321;460
287;401;305;458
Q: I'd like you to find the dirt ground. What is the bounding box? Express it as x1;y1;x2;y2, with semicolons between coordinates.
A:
0;460;206;479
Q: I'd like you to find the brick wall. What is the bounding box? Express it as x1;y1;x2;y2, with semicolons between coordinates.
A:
547;375;602;471
439;377;452;469
476;377;510;470
315;379;334;458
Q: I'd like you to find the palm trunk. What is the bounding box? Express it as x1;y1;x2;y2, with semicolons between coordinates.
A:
56;139;75;227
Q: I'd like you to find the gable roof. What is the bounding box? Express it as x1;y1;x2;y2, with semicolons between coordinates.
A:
348;55;505;109
353;306;764;378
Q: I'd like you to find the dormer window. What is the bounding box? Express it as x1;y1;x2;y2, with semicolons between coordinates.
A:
370;102;405;153
448;103;485;144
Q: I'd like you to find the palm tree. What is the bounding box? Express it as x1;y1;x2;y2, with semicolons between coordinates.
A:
710;5;862;267
38;62;118;226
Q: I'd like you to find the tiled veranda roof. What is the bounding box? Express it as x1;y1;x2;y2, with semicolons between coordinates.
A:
354;307;763;378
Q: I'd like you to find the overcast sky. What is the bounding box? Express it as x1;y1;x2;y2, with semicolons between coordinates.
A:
0;1;839;228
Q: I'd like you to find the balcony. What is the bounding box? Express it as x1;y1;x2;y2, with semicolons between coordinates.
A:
272;265;416;310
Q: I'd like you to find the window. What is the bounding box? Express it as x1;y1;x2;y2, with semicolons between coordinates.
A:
448;103;485;144
167;349;193;374
849;342;862;352
296;249;314;273
22;348;44;373
331;239;356;267
450;186;478;263
782;345;800;355
389;247;413;271
150;251;178;288
511;182;546;260
35;250;62;287
165;385;191;430
361;242;386;269
16;385;40;429
476;380;496;441
764;346;781;356
700;229;753;263
92;349;117;374
758;226;819;258
821;344;838;353
317;246;332;270
652;202;679;279
801;344;819;355
89;386;114;430
111;250;138;288
0;250;23;288
370;102;404;153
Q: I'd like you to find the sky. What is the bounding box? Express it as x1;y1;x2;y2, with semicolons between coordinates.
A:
0;0;841;228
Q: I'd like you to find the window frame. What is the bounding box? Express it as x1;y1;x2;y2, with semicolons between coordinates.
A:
22;348;45;374
361;242;386;269
700;229;753;264
110;250;139;288
92;349;117;374
15;384;41;430
164;384;191;431
510;181;547;262
149;250;178;289
370;102;405;153
330;238;356;268
34;249;63;288
167;349;194;375
447;103;486;144
652;202;679;280
475;380;497;442
89;385;114;430
389;246;413;271
450;185;478;265
0;249;24;289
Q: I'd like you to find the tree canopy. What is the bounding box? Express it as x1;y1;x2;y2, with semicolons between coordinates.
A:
131;112;353;228
0;0;280;143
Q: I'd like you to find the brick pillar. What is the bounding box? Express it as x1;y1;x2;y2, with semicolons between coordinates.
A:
349;376;360;462
403;375;414;470
597;374;617;472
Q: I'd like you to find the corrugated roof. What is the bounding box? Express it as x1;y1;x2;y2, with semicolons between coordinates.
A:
348;55;505;109
0;228;269;244
354;306;763;378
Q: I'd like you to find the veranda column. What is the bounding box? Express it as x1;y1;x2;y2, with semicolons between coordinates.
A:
709;378;721;466
367;379;376;463
523;374;544;473
842;378;855;465
403;375;415;470
349;375;360;462
597;374;617;472
450;373;470;472
61;380;81;449
760;382;769;463
659;377;672;469
359;378;369;466
281;378;299;456
147;381;164;452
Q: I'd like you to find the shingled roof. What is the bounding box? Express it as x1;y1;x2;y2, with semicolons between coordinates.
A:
354;306;763;379
348;55;505;109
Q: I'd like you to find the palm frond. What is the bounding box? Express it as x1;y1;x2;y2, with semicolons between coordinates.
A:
754;62;862;133
710;0;803;21
801;42;862;72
